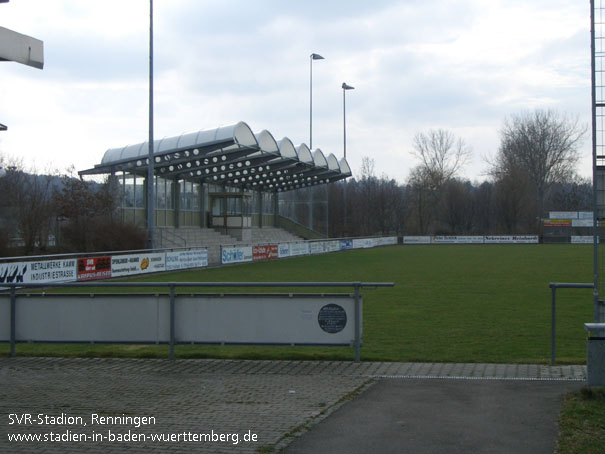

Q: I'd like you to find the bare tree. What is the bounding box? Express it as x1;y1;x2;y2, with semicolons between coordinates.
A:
491;109;586;220
412;129;472;190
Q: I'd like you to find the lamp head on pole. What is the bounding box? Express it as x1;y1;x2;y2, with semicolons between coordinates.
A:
310;53;325;60
342;82;355;90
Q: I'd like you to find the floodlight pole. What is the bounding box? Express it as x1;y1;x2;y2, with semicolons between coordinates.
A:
591;0;600;322
309;53;324;149
147;0;155;250
342;82;354;235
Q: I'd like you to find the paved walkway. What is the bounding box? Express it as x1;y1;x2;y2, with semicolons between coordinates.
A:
0;358;586;453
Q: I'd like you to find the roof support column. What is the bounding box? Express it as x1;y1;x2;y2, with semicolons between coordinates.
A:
174;178;180;229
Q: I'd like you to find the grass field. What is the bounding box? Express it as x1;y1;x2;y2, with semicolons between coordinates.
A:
2;244;596;364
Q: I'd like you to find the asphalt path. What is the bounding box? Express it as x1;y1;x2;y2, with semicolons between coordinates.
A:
284;378;582;454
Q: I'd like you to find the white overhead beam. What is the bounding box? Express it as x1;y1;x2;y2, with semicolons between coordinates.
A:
0;26;44;69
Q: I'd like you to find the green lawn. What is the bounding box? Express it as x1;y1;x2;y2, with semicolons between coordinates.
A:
2;244;595;363
557;388;605;454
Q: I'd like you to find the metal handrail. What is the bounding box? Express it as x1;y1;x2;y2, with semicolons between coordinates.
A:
548;282;594;365
3;281;394;361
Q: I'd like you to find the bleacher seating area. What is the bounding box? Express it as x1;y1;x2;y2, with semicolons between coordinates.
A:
156;227;303;265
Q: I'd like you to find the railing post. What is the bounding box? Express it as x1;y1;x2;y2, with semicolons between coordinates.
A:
354;283;361;363
169;284;175;360
10;285;16;358
551;285;556;365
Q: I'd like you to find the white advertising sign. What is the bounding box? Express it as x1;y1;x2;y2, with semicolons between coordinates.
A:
221;246;253;265
325;241;341;252
484;236;513;244
549;211;578;219
403;236;432;244
289;242;309;257
433;236;484;244
0;259;77;285
278;243;290;258
111;253;166;277
165;249;208;271
353;238;376;249
511;235;539;244
571;236;595;244
578;212;594;220
376;237;397;246
309;242;325;255
572;219;593;227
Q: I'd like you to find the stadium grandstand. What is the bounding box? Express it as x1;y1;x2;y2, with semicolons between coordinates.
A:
80;121;351;263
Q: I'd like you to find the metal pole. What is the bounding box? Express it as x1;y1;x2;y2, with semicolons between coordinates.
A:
354;283;361;363
10;286;16;358
147;0;155;250
310;56;313;149
343;88;347;160
551;286;556;365
169;284;175;360
343;88;347;235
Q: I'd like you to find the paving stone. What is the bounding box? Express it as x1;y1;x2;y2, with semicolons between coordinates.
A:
0;358;586;453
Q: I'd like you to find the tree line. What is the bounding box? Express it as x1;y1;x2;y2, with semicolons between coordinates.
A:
0;162;146;257
327;109;590;237
0;108;591;255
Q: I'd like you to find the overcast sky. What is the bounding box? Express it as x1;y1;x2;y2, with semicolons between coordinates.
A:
0;0;591;183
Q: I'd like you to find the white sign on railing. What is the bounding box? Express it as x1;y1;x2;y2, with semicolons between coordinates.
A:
111;253;166;278
166;249;208;271
403;236;432;244
0;259;77;285
221;246;253;265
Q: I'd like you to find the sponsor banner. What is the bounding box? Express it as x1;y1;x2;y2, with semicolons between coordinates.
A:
111;253;166;277
511;235;539;244
325;240;341;252
289;242;309;257
77;256;111;281
28;259;77;284
253;245;278;261
221;246;253;265
578;211;594;220
484;235;539;244
403;236;432;245
278;243;290;258
484;236;513;244
376;237;397;246
544;219;572;227
549;211;578;219
0;259;77;285
165;249;208;271
353;238;376;249
433;236;484;244
0;261;28;284
309;242;326;255
340;239;353;251
571;236;595;244
572;219;593;228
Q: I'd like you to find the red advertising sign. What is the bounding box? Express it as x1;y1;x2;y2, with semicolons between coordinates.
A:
77;256;111;281
253;245;278;261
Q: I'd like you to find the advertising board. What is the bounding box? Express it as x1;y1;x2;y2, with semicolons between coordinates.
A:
339;239;353;250
289;242;309;257
252;245;278;261
278;243;290;258
433;236;484;244
221;246;253;265
403;236;432;244
165;249;208;271
309;242;326;255
111;253;166;278
77;256;111;281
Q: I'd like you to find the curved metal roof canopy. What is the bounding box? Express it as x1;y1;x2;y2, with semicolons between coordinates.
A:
80;121;351;192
